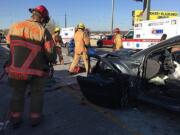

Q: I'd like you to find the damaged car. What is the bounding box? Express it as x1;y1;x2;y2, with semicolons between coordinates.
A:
77;35;180;112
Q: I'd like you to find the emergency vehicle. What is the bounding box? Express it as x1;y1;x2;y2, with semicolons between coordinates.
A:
60;27;75;45
123;17;180;49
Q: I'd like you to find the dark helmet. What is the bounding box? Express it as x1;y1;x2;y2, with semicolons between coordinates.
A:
114;28;120;33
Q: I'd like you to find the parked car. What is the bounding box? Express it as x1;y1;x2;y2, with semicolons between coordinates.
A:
97;35;114;48
77;35;180;112
0;35;6;43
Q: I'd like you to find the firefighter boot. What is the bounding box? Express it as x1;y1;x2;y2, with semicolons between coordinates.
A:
59;55;64;65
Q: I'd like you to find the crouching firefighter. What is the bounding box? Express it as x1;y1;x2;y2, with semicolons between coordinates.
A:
5;5;57;128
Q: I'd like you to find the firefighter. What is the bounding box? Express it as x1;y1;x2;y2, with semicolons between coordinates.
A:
5;5;56;128
53;27;64;65
113;28;123;51
69;23;90;74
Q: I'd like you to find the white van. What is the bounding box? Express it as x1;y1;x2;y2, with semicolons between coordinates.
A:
123;17;180;49
60;27;75;46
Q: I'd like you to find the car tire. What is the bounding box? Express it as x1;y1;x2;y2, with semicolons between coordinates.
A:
97;42;103;48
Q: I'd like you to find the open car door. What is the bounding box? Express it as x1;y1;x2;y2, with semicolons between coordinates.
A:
141;46;180;112
77;55;129;108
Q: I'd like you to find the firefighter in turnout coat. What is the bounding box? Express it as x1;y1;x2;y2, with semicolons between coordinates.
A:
6;5;56;127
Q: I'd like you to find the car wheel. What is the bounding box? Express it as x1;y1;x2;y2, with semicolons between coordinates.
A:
97;42;103;48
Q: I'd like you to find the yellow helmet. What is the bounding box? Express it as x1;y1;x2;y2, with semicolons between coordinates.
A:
54;27;61;33
77;23;85;29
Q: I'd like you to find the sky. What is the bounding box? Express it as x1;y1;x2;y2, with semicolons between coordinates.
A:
0;0;180;31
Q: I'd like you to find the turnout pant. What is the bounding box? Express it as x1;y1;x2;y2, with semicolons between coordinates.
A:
9;76;45;116
56;47;64;64
113;44;122;51
69;52;89;73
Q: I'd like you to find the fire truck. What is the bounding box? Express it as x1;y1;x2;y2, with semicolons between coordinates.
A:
122;17;180;49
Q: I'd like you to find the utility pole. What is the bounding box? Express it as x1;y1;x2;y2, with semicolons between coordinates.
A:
65;12;67;28
111;0;115;34
142;0;151;20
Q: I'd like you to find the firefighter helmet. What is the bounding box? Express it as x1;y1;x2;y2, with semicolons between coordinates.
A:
54;27;61;33
114;28;120;33
77;23;85;29
29;5;50;23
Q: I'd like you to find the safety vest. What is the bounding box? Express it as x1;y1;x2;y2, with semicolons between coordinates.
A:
6;20;56;80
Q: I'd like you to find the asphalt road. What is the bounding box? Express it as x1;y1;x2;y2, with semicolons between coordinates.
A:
0;45;180;135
